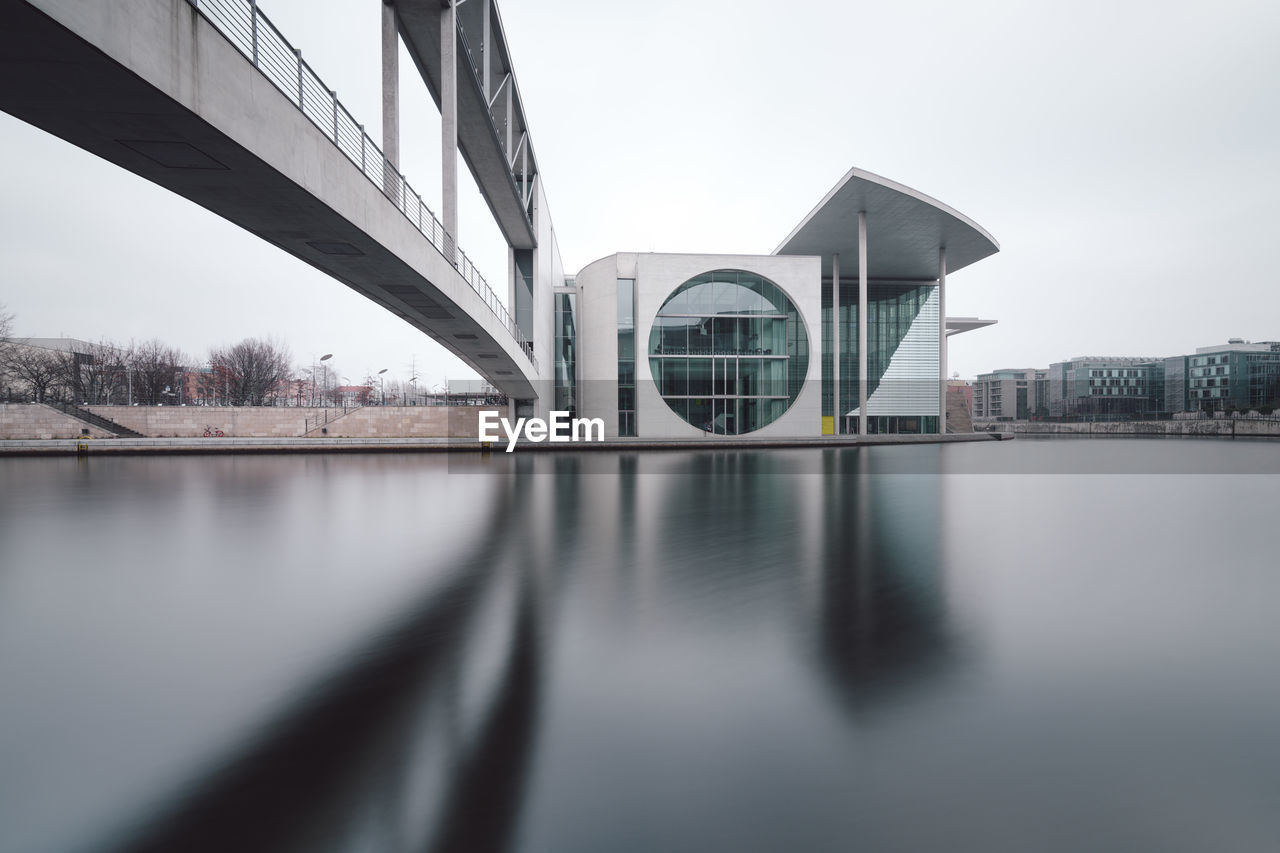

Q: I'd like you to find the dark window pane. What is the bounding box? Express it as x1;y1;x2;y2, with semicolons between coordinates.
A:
662;359;687;395
688;359;713;396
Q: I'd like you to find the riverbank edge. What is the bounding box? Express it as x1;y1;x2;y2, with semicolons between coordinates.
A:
989;420;1280;438
0;432;1008;456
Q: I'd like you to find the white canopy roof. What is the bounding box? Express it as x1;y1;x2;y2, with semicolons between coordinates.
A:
774;167;999;279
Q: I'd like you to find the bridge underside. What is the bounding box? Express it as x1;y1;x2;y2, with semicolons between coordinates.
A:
0;0;538;399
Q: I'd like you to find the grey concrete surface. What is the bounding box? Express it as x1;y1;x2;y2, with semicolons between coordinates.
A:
0;0;540;398
1002;420;1280;437
0;432;1008;456
775;166;1000;279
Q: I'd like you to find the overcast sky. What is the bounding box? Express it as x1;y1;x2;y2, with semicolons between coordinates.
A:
2;0;1278;387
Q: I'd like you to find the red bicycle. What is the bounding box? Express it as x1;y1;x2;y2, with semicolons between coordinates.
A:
203;426;225;437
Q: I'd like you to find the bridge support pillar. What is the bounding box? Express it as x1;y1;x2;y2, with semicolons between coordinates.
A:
939;246;947;435
441;0;458;253
858;211;868;436
381;0;398;194
482;0;492;101
831;252;840;435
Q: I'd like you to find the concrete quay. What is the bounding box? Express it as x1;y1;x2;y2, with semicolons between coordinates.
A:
0;432;1007;457
994;420;1280;438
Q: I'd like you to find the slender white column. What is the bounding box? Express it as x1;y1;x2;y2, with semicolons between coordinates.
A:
504;77;513;163
380;1;398;194
441;0;458;252
481;0;492;101
831;252;840;435
858;211;868;436
939;246;947;434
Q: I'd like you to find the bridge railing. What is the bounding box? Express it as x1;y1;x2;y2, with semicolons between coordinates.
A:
188;0;538;373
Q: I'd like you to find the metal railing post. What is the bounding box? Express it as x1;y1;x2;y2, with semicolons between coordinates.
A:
250;0;258;66
359;125;366;173
295;48;304;109
330;90;338;140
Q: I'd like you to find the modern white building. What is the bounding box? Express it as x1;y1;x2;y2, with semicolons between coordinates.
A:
556;168;1000;438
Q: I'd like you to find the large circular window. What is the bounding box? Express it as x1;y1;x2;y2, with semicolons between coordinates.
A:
648;270;809;434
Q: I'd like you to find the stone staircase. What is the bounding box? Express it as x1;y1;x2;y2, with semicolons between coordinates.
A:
302;406;363;436
46;401;146;437
945;387;974;434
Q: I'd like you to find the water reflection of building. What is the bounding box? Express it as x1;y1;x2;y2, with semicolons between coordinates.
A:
810;449;956;713
531;449;957;716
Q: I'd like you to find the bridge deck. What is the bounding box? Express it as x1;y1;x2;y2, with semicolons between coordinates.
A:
0;0;539;398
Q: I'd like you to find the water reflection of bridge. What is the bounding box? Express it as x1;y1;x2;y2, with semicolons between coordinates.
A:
117;459;544;853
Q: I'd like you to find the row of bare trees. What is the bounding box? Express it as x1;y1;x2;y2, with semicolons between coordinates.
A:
0;302;459;408
0;334;192;406
1;303;305;406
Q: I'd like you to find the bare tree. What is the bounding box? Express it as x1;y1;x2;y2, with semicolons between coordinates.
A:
0;309;88;403
361;373;381;406
130;339;186;406
42;339;127;404
208;337;293;406
194;364;223;406
287;375;307;407
76;339;130;404
0;302;16;400
4;343;64;402
51;347;89;402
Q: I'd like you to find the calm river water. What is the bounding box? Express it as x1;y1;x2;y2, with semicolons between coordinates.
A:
2;438;1279;852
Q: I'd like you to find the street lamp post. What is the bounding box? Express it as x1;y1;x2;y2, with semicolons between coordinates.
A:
378;368;388;406
319;353;333;407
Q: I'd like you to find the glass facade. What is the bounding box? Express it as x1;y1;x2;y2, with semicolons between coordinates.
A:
866;416;938;434
1047;358;1164;416
514;249;534;344
1188;349;1280;410
617;278;636;436
648;270;809;434
554;284;576;417
822;281;939;433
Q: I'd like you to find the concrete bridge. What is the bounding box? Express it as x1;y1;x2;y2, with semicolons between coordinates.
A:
0;0;557;403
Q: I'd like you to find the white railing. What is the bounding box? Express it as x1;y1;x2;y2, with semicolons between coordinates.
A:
188;0;537;372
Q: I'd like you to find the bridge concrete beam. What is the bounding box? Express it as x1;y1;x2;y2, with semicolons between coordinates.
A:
381;0;398;176
1;0;540;398
440;0;458;246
